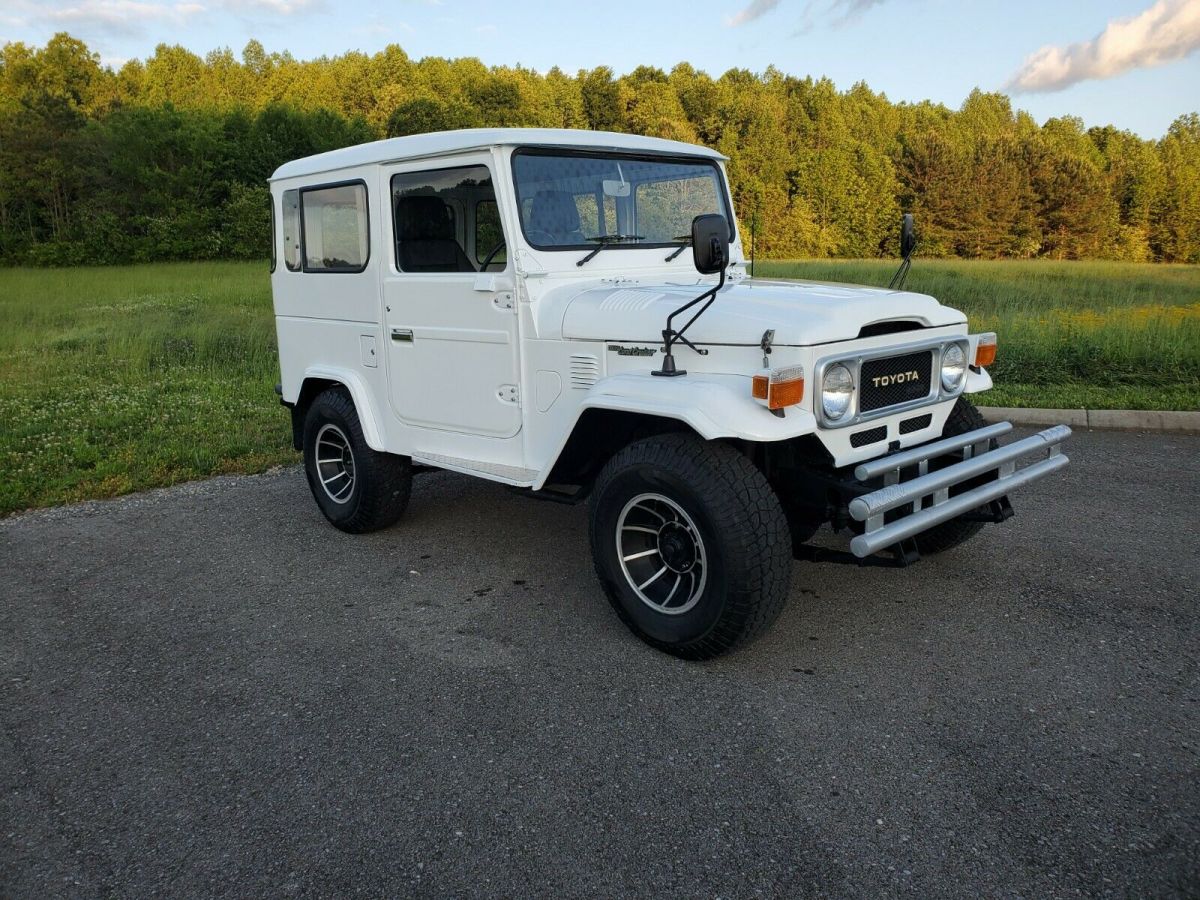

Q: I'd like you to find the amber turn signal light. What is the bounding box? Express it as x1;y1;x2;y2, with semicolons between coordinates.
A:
752;365;805;410
974;333;998;368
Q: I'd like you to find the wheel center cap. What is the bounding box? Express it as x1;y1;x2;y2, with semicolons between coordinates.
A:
658;524;696;573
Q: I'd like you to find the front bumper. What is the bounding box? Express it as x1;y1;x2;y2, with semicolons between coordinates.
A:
848;422;1072;558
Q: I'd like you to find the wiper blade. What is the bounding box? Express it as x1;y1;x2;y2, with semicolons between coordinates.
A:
576;234;644;267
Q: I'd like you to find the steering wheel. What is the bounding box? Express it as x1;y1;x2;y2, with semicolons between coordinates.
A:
480;239;507;270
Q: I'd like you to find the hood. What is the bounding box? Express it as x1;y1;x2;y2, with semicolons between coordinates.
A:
558;277;966;346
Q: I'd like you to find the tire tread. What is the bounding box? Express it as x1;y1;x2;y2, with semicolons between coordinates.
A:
304;388;411;534
589;433;791;659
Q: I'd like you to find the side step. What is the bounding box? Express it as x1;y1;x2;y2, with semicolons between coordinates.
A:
411;452;538;487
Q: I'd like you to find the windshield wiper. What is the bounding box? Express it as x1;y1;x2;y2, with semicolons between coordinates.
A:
664;234;691;262
576;234;644;267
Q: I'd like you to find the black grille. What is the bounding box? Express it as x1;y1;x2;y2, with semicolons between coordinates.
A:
850;425;887;447
899;413;933;434
859;350;933;412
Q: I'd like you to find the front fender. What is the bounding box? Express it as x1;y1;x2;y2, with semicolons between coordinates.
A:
964;366;993;393
533;372;816;489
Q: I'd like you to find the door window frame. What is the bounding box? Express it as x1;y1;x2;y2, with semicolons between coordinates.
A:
387;160;509;277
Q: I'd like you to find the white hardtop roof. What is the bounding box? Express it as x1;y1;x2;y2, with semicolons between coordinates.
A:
270;128;726;182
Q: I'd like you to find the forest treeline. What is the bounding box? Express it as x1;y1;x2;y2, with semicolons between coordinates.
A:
2;33;1198;266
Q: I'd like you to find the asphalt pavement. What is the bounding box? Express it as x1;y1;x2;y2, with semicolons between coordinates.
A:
2;429;1197;898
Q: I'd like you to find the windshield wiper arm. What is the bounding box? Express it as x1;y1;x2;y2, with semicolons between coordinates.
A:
576;234;644;267
664;234;691;262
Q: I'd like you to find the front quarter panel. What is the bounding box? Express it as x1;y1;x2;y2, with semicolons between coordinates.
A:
532;372;817;489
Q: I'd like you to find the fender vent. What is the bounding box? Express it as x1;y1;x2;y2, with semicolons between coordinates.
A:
569;354;600;389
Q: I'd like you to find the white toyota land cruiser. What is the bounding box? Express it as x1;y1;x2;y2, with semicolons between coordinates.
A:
270;128;1071;659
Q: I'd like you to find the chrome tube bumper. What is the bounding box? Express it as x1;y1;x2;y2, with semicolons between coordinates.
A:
848;423;1072;558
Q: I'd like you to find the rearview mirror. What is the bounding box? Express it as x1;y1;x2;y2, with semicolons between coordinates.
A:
900;213;915;258
602;179;630;197
691;214;729;275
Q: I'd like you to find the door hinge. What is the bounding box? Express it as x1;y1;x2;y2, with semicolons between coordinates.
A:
493;292;515;311
497;384;520;405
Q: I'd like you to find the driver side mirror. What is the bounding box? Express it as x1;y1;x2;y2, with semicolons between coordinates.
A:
900;213;915;258
691;214;729;275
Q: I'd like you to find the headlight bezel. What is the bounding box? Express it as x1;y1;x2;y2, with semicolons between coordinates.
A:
821;363;855;421
939;342;968;393
812;336;972;429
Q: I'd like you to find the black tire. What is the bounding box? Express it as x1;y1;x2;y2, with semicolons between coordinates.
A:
588;433;792;660
911;397;987;555
302;388;411;534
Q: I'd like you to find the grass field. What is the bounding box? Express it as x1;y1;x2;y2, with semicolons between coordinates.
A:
759;259;1200;411
0;262;292;516
1;259;1197;516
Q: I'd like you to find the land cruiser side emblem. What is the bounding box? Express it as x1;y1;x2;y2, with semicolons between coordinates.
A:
871;370;921;387
608;345;658;357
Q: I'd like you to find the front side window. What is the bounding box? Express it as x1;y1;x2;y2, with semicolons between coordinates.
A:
475;199;505;267
282;189;300;271
511;150;732;251
392;165;502;273
300;182;369;272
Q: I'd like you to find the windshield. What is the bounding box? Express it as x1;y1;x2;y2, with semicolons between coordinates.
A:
511;149;732;251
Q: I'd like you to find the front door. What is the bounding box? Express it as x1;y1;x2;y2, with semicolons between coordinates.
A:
381;158;521;439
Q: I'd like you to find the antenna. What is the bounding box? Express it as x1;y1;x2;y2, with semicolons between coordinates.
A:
750;200;759;278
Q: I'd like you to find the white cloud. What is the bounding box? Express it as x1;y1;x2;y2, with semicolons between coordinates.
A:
726;0;782;27
1007;0;1200;93
729;0;890;28
225;0;321;14
828;0;886;17
42;0;205;34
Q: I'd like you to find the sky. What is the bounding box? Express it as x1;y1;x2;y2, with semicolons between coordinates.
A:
2;0;1198;138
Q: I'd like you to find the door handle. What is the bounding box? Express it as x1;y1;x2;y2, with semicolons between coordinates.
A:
390;328;414;343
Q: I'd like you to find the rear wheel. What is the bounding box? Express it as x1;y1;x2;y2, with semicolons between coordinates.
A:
912;397;988;555
589;434;792;659
302;388;411;534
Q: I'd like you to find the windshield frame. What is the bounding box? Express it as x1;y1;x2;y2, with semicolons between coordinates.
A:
509;147;736;254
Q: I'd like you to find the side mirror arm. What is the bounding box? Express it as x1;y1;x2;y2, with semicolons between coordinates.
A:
653;264;726;378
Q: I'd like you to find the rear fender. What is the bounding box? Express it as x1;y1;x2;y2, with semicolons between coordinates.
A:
298;366;387;451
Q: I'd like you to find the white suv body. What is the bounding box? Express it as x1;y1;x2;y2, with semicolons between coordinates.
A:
270;128;1070;658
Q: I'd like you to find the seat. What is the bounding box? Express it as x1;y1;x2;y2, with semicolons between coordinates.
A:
527;190;587;245
395;195;475;272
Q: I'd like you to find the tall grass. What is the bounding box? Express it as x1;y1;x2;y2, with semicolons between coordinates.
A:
0;259;1196;516
0;262;291;515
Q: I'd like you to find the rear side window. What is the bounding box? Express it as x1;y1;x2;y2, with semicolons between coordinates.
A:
270;198;277;273
300;182;369;273
282;189;300;271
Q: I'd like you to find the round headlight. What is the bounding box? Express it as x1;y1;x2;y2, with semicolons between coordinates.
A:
941;343;967;391
822;364;855;420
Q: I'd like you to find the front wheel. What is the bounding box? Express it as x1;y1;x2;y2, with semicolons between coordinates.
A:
589;434;793;659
